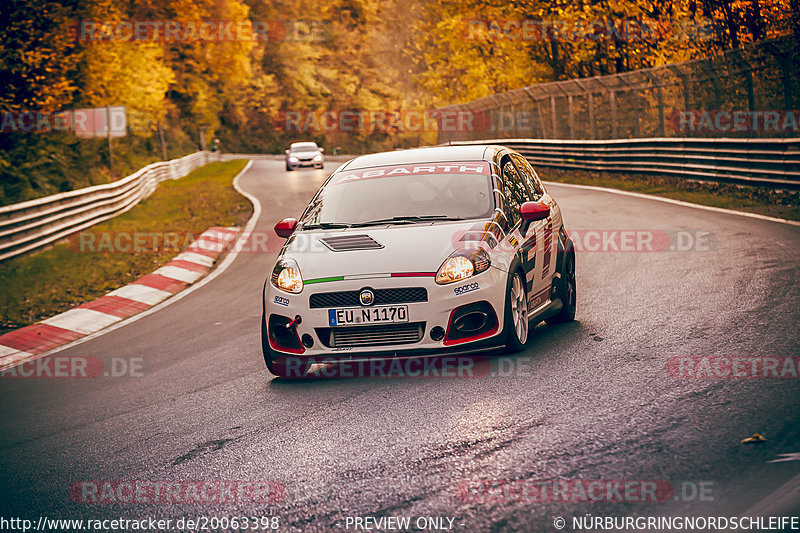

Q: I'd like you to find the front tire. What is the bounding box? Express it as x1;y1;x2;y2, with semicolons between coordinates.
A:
503;271;529;353
547;251;576;324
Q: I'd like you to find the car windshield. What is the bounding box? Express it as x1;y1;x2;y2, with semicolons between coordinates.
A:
291;143;318;152
301;162;494;227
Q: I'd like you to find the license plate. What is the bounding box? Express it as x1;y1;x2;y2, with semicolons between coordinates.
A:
328;306;408;326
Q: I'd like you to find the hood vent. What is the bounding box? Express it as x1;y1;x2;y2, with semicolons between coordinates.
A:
320;234;384;252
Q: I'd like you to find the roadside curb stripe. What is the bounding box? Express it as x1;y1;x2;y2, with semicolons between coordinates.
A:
0;324;83;356
133;273;189;293
167;259;209;273
107;284;173;306
42;308;123;335
78;295;150;319
174;251;216;267
0;225;240;371
153;265;204;284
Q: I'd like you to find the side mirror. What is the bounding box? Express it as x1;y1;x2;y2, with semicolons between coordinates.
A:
319;147;324;152
274;218;298;238
519;201;550;221
519;201;550;236
285;149;290;155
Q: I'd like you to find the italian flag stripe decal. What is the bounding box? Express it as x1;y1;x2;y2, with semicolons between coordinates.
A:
304;272;436;284
304;276;345;285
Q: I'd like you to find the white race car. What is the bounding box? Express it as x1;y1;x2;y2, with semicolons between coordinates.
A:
262;145;576;377
285;142;324;170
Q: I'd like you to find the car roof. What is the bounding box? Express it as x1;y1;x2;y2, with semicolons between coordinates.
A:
340;145;502;171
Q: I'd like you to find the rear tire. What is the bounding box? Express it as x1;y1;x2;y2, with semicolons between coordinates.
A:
547;251;576;324
503;271;529;353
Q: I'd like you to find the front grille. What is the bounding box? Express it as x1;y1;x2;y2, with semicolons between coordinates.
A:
320;234;383;251
316;323;425;348
310;287;428;308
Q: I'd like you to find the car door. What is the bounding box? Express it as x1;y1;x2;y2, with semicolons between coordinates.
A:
498;154;542;306
507;153;557;309
510;154;561;303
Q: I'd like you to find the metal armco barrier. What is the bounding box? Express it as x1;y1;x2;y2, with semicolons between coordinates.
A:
0;151;216;262
448;137;800;188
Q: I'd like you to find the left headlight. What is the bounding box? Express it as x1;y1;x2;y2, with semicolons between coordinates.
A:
288;156;299;163
435;248;491;285
271;258;303;293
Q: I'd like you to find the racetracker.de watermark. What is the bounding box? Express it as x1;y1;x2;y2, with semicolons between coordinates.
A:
667;356;800;379
292;356;492;379
670;110;800;135
273;109;485;134
71;228;716;256
567;230;716;253
71;230;269;254
72;19;328;42
0;356;143;378
456;479;714;503
69;481;286;504
462;18;713;42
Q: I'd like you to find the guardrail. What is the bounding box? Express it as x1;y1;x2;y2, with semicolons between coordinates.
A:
448;137;800;188
0;151;216;262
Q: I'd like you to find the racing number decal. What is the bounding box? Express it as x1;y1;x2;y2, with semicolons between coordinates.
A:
541;222;553;280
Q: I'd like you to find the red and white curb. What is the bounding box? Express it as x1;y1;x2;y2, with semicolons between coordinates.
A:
0;226;239;370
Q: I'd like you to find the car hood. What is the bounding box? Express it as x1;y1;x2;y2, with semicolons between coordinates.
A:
282;221;485;281
288;151;320;158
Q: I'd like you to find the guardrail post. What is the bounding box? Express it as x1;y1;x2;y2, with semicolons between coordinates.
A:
157;124;168;160
550;95;558;139
568;95;575;140
536;100;548;138
656;85;666;137
588;93;596;140
609;90;617;139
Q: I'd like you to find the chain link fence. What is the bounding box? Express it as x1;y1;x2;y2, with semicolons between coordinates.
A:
436;36;800;143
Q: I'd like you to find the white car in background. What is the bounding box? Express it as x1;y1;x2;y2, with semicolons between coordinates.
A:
262;145;576;377
285;141;324;170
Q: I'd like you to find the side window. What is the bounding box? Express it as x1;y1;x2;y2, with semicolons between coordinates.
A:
530;167;546;198
511;153;543;201
501;158;526;228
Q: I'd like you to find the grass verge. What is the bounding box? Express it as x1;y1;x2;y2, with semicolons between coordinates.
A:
541;168;800;222
0;160;252;333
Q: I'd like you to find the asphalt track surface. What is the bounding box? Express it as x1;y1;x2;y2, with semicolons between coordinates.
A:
1;159;799;532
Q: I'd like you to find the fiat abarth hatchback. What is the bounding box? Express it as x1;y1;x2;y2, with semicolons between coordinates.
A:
262;145;576;377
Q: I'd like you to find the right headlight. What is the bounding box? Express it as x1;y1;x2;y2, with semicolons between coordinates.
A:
271;258;303;293
435;248;491;285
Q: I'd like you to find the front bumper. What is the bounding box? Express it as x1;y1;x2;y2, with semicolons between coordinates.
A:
265;267;508;359
287;158;323;168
